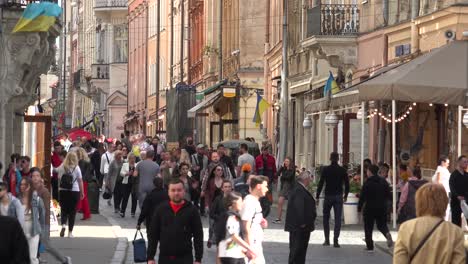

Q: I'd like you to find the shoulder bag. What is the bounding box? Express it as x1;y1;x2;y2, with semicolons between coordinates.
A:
409;219;444;262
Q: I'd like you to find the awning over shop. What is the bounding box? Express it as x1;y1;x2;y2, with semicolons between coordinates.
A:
304;97;329;113
188;90;222;118
196;80;227;100
358;41;468;106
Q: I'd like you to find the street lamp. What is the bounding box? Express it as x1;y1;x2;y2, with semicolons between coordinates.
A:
303;115;312;128
463;112;468;128
356;108;364;120
324;113;339;127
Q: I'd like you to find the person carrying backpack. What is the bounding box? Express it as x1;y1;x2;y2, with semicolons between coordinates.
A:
216;192;257;264
54;152;84;238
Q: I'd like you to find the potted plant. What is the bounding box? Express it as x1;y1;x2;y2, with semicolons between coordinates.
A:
343;175;362;225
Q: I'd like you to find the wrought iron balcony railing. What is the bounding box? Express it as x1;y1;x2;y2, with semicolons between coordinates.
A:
91;64;109;79
95;0;127;9
307;4;359;37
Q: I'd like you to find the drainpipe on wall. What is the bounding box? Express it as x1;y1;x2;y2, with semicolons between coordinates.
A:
383;0;389;26
218;0;223;82
411;0;420;54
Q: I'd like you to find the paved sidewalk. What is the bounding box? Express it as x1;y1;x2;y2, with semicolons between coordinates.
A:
41;213;118;264
99;196;394;264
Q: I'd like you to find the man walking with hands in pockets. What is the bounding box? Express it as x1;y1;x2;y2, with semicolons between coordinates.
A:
241;175;269;264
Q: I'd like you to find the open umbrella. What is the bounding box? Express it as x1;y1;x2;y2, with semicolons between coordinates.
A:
56;128;93;141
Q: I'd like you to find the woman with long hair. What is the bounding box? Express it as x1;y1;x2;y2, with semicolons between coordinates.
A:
107;150;124;214
31;168;72;264
394;183;465;263
75;148;93;220
119;153;138;217
55;151;84;238
178;149;192;167
273;157;296;224
202;165;226;248
173;162;197;202
19;177;46;264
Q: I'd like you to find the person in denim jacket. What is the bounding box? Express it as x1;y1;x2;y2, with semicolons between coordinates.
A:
19;177;45;264
0;182;25;227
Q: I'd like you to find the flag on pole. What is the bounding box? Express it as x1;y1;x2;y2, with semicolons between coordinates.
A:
323;71;340;97
252;91;270;127
12;2;62;33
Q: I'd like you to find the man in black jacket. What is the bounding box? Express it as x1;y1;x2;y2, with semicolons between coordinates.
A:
449;155;468;227
285;171;316;264
137;177;169;234
316;152;349;248
147;178;203;264
0;215;30;263
358;165;393;251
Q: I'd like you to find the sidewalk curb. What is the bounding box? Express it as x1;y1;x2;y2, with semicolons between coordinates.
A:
102;213;129;264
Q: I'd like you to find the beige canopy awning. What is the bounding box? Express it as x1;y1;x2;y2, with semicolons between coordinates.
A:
358;41;468;106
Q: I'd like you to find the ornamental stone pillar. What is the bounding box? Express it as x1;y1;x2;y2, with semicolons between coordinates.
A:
0;8;60;163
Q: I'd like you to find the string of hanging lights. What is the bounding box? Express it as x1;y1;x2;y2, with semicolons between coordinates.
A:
366;103;417;123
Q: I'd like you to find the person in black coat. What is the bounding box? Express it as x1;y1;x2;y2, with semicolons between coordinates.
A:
285;171;316;264
449;155;468;227
147;178;203;264
137;177;169;233
316;152;349;248
358;164;393;251
0;215;30;263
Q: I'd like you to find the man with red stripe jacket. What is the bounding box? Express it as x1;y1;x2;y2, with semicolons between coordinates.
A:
147;178;203;264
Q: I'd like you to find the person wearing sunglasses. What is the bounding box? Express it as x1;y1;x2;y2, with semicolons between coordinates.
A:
19;156;32;179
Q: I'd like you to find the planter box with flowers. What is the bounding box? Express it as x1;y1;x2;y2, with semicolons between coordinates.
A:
343;178;361;225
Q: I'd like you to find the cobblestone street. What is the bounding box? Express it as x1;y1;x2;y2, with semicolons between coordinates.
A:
99;198;394;264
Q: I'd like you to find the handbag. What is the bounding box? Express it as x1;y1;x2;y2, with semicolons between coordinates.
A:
133;229;147;263
102;188;113;200
409;219;444;262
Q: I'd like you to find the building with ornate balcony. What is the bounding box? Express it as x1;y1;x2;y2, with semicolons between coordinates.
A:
350;0;468;170
186;0;267;147
0;4;60;165
86;0;128;138
287;0;360;169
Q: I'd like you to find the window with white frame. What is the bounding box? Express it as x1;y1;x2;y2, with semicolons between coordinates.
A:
114;24;128;63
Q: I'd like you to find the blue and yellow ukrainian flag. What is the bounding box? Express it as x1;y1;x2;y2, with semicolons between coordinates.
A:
323;71;340;97
13;2;62;33
253;91;270;127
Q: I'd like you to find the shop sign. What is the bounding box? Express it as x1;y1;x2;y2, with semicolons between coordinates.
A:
223;87;236;98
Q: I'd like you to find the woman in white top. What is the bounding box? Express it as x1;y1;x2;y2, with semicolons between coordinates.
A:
54;151;84;238
433;156;451;220
119;153;138;217
218;192;257;264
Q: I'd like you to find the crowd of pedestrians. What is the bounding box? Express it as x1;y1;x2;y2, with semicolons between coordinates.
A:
3;128;468;264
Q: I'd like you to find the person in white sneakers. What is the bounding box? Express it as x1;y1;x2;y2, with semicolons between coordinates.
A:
240;175;269;264
54;152;85;238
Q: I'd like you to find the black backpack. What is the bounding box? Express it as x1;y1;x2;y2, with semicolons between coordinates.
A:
60;167;77;190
